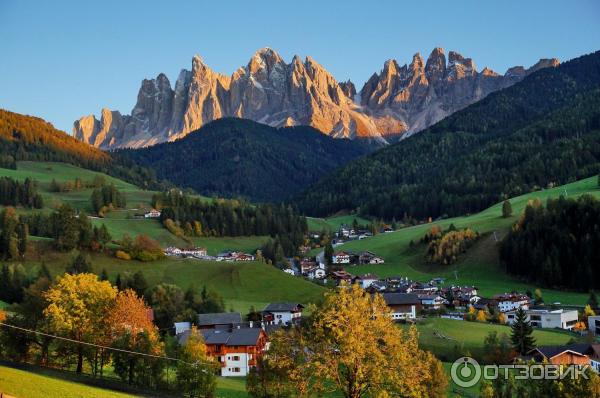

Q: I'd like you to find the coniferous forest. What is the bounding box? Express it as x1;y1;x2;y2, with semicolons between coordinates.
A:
293;51;600;220
500;195;600;291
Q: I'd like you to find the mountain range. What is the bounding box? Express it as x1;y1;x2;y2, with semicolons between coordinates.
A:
73;47;558;149
292;50;600;219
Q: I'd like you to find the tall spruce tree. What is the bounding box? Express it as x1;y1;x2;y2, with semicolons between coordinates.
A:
502;200;513;218
511;308;536;355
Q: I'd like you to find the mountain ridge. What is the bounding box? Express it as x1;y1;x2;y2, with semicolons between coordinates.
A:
73;47;558;149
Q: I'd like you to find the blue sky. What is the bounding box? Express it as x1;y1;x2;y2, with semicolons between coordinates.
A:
1;0;599;133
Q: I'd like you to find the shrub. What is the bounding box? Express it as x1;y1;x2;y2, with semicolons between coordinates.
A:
115;250;131;260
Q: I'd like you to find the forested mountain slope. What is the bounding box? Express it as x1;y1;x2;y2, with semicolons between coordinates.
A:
293;51;600;219
120;118;374;202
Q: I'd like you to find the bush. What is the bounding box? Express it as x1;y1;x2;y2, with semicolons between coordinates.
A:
115;250;131;260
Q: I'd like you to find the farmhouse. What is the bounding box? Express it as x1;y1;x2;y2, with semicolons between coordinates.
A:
381;293;420;320
306;266;326;279
144;209;161;218
493;293;531;312
331;270;353;285
164;247;182;256
262;302;304;325
588;316;600;335
353;273;379;289
358;251;385;264
332;251;351;264
418;294;448;310
216;251;255;262
505;309;579;330
178;328;268;377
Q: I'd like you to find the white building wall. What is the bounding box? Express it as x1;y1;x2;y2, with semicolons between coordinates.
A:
390;305;416;320
221;353;251;376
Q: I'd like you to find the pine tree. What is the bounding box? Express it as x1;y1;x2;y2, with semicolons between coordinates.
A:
589;291;598;310
502;200;513;218
66;253;93;275
511;308;536;355
38;262;52;281
115;273;122;291
99;268;109;281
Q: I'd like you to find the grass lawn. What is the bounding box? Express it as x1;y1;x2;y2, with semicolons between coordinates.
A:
406;318;579;363
336;176;600;305
0;300;8;309
21;247;325;314
0;364;141;398
307;214;371;232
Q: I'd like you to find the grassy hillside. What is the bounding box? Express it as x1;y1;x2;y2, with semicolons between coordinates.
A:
120;118;375;202
336;176;600;304
408;318;578;362
306;214;371;232
0;364;248;398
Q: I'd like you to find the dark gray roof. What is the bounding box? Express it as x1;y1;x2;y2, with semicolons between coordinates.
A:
382;293;420;305
177;328;262;346
263;302;304;312
197;312;242;326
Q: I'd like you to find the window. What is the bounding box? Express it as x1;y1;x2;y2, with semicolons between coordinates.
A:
232;355;240;361
233;367;241;373
530;315;541;321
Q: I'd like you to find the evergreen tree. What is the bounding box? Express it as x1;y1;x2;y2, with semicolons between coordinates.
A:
589;291;598;310
502;200;513;218
65;253;93;275
131;271;148;298
38;262;52;281
99;268;109;281
115;273;123;291
511;308;536;355
324;241;333;268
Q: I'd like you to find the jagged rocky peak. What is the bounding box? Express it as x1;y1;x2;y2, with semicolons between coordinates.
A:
73;47;559;148
339;80;357;99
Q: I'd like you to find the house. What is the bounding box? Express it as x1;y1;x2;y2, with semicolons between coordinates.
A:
234;252;255;261
144;209;161;218
283;268;296;276
300;258;317;274
381;293;420;320
524;344;600;369
175;321;191;335
332;251;351;264
262;302;304;325
588;316;600;335
418;294;448;310
180;247;208;257
197;312;243;329
306;267;326;280
493;293;531;312
353;273;379;289
164;247;182;256
505;309;579;330
358;251;385;264
331;270;353;285
178;328;268;377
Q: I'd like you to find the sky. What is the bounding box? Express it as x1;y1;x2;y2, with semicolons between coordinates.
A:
1;0;599;133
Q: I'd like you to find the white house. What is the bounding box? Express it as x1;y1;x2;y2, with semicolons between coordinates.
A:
307;267;326;280
180;247;208;257
588;316;600;335
333;252;351;264
283;268;296;276
493;293;531;312
262;302;304;325
164;247;182;256
505;309;579;330
381;293;420;320
418;294;448;310
144;209;161;218
354;273;379;289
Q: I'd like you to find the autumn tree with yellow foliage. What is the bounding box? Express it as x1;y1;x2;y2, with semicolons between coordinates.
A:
252;284;447;398
43;273;117;373
177;327;216;398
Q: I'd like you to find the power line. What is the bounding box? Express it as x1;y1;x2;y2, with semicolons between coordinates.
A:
0;322;213;366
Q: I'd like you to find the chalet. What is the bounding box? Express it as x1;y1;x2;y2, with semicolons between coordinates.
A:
505;309;579;330
358;251;385;264
144;209;161;218
493;293;531;312
353;273;379;289
164;247;182;256
524;344;600;370
418;294;448;310
306;267;326;280
331;270;353;285
234;253;255;261
300;259;317;274
181;247;208;257
381;293;420;320
262;302;304;325
197;312;243;329
178;328;268;377
216;251;255;262
283;268;296;276
365;280;388;293
332;251;351;264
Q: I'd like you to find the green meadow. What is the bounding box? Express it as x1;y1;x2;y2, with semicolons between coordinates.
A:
336;176;600;305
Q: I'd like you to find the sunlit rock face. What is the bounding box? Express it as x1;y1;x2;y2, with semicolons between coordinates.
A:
73;48;558;148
